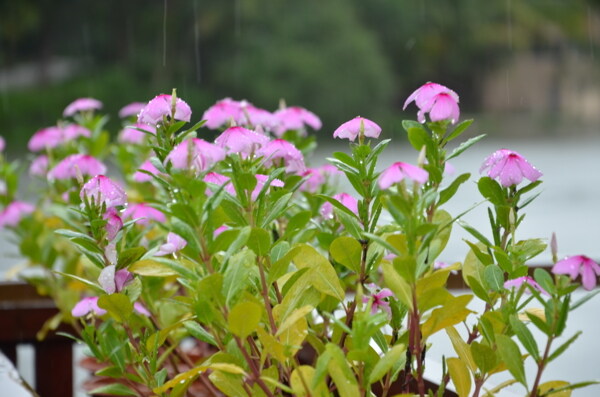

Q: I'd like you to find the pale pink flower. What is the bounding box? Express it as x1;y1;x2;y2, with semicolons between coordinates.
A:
0;201;35;228
215;126;269;156
504;276;550;296
300;168;326;193
98;264;134;294
71;296;106;317
363;283;393;315
214;225;229;237
28;126;63;152
119;102;146;119
480;149;542;187
47;154;107;180
166;138;226;173
62;124;91;140
403;82;460;124
122;203;166;226
243;103;274;129
333;117;381;141
201;98;245;129
105;242;117;265
29;155;49;177
252;174;285;201
155;232;187;256
259;139;306;174
552;255;600;291
378;162;429;189
133;302;151;316
320;193;359;219
103;208;123;241
138;94;192;125
80;175;127;208
0;136;5;152
133;159;161;183
63;98;103;117
118;123;156;144
204;172;235;196
271;106;321;137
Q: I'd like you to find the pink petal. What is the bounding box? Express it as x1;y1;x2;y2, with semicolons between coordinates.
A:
133;302;151;316
0;201;35;228
63;98;103;117
429;93;460;124
119;102;146;119
552;256;584;279
99;265;117;294
581;262;597;291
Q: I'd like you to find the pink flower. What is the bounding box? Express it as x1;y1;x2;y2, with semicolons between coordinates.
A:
29;155;49;177
0;136;5;152
63;98;103;117
300;168;326;193
47;154;107;180
133;159;161;183
271;106;321;137
252;174;285;201
202;98;246;129
28;127;63;152
71;296;106;317
0;201;35;228
215;126;269;156
259;139;306;174
62;124;91;140
480;149;543;187
504;276;550;296
119;102;146;119
403;82;460;124
138;94;192;125
204;172;235;196
378;162;429;189
155;232;187;256
214;225;229;237
103;208;123;241
122;203;166;226
243;103;274;129
80;175;127;208
552;255;600;291
118;123;156;144
363;283;393;315
166;139;226;173
320;193;359;219
333;117;381;141
133;302;151;316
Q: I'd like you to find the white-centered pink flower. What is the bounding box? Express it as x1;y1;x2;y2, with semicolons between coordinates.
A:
378;162;429;189
29;155;49;177
504;276;550;296
119;102;146;119
28;127;63;152
166;138;226;173
122;203;166;226
118;123;156;144
47;154;107;181
404;82;460;124
252;174;285;201
271;106;321;137
63;98;103;117
480;149;542;187
320;193;359;219
363;283;394;315
204;172;236;196
71;296;106;317
202;98;246;129
0;201;35;228
333;117;381;141
259;139;306;174
138;94;192;125
155;232;187;256
80;175;127;208
215;126;269;156
552;255;600;291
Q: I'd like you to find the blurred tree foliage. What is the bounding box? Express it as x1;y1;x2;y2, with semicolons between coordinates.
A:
0;0;598;149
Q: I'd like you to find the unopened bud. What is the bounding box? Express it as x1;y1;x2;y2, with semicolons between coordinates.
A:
417;146;427;167
550;232;558;262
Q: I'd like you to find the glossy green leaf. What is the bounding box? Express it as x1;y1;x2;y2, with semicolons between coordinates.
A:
88;384;137;396
129;259;178;277
470;341;497;374
495;334;527;386
248;227;272;256
325;344;360;397
484;264;505;292
421;295;473;339
509;316;539;361
330;236;362;273
368;343;406;384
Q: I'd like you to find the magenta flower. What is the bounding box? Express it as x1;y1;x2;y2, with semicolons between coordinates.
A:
98;265;134;294
504;276;550;296
378;162;429;189
28;126;63;152
204;172;236;196
480;149;542;187
243;103;274;129
0;201;35;228
552;255;600;291
202;98;246;129
138;94;192;125
133;159;161;183
214;225;229;237
271;106;322;137
118;123;156;144
166;139;226;173
0;136;5;152
29;155;49;177
47;154;107;181
252;174;285;201
363;284;393;315
333;117;382;141
155;232;187;256
80;175;127;208
300;168;326;193
259;139;306;174
119;102;146;119
403;82;460;124
71;296;106;317
320;193;359;219
122;203;166;227
62;124;92;140
215;126;269;156
63;98;103;117
103;208;123;241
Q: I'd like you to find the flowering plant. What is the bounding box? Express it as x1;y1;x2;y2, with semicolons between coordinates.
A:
1;84;598;397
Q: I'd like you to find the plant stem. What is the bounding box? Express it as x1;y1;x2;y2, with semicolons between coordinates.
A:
234;335;276;397
529;336;554;397
257;256;278;335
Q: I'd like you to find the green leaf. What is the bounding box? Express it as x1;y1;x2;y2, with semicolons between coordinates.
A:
223;249;257;306
447;133;486;160
421;295;473;339
88;383;138;396
447;357;472;397
382;262;413;310
292;244;345;301
98;293;133;323
509;316;539;361
276;305;314;336
534;268;556;296
330;236;362;273
129;259;178;277
477;176;505;206
446;327;476;373
248;227;272;257
438;173;471;206
470;341;498;374
325;344;360;397
368;344;406;384
495;334;527;386
171;217;202;257
116;247;146;269
53;271;104;293
484;265;505;292
184;321;218;347
407;126;430;152
445;119;473;142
